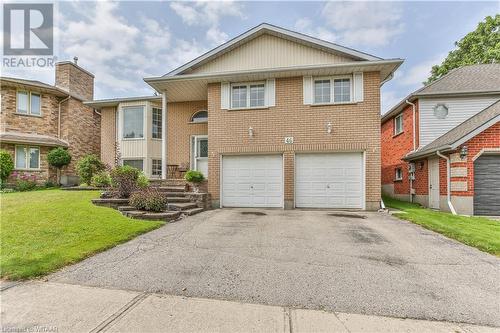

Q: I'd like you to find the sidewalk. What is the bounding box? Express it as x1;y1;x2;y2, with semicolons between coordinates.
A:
1;281;497;333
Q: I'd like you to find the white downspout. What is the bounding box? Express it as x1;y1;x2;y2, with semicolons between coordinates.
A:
436;151;457;215
58;96;71;138
161;92;167;180
405;99;417;202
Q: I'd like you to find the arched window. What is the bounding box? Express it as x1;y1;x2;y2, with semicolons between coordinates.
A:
191;110;208;123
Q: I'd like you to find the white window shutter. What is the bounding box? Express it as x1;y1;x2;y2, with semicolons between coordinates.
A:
303;76;313;105
221;82;230;109
353;72;364;102
265;78;275;107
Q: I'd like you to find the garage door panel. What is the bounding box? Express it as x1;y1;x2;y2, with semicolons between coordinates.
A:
296;153;363;209
474;155;500;216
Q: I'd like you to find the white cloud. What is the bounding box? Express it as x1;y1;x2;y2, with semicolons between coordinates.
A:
399;54;446;86
294;18;337;42
170;1;243;45
321;2;404;47
381;90;404;115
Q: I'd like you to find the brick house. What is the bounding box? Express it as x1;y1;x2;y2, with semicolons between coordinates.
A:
381;64;500;216
0;61;101;185
88;23;402;210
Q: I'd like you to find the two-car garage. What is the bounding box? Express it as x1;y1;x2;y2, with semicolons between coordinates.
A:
221;153;364;209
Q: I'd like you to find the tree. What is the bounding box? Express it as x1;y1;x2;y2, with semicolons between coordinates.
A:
47;147;72;185
0;150;14;187
426;15;500;84
76;154;105;185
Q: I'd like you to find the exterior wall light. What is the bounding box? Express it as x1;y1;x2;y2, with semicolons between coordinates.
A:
248;126;254;137
460;146;468;160
326;122;332;134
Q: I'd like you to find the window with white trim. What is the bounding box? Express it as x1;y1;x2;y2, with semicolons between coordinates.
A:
123;106;144;139
231;82;265;109
15;145;40;169
394;113;403;135
313;76;352;104
152;107;162;139
191;110;208;123
17;91;41;115
122;159;143;171
395;167;403;181
152;159;162;176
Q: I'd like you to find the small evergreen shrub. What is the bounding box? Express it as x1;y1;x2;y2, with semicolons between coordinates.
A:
0;150;14;186
47;148;72;184
110;165;140;198
184;170;204;183
129;188;167;212
91;171;111;188
15;173;38;191
76;154;105;185
137;172;149;188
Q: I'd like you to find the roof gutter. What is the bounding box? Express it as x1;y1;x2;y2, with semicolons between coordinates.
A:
436;151;457;215
405;100;417;152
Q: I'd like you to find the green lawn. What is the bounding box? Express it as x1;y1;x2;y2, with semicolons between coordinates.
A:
383;196;500;256
1;189;162;280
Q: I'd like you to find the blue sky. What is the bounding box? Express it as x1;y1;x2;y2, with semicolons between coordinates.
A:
3;1;498;113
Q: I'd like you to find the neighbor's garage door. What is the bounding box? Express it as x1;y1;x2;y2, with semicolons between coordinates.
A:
474;155;500;216
222;155;283;208
296;153;364;209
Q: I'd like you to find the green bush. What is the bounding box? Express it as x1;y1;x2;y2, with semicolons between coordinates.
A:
47;148;72;184
76;154;105;185
90;171;111;188
137;172;149;188
0;150;14;186
129;188;167;212
184;170;204;183
44;180;58;188
16;179;37;192
110;165;140;198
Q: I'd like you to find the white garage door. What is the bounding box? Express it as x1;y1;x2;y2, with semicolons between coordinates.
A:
296;153;364;209
222;155;283;208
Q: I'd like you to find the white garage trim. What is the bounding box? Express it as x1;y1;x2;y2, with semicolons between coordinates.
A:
294;151;365;209
220;154;284;208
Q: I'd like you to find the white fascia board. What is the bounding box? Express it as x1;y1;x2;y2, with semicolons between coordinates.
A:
451;115;500;149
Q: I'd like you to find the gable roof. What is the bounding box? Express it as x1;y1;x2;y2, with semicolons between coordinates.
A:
0;76;71;98
381;64;500;122
405;100;500;160
165;23;382;77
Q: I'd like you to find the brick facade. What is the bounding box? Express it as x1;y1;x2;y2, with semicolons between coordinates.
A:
208;72;382;209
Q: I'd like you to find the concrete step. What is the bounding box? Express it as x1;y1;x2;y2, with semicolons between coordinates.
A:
123;210;181;222
168;202;198;211
162;191;188;197
166;197;191;203
156;186;186;193
182;207;204;216
117;206;136;212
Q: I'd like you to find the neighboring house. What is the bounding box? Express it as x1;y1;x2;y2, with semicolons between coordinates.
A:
0;60;101;185
87;23;403;209
381;64;500;216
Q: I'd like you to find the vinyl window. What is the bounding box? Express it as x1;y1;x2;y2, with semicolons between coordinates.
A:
122;159;144;171
231;82;265;109
395;167;403;181
15;145;40;170
394;114;403;135
123;106;144;139
152;107;162;139
191;110;208;123
313;77;352;104
17;91;41;115
152;159;162;176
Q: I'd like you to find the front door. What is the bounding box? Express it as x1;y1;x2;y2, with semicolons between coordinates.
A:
428;157;440;209
192;136;208;178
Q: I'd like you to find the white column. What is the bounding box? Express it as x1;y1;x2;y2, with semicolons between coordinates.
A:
161;92;167;180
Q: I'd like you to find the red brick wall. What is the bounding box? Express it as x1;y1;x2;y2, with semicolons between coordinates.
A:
381;101;418;194
412;158;428;195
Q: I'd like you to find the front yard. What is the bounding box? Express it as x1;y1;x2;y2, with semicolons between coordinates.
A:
0;189;162;280
384;196;500;256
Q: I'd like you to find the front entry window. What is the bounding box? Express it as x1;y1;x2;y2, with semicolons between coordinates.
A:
198;138;208;158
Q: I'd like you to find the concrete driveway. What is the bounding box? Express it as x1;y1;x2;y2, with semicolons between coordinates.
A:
50;209;500;327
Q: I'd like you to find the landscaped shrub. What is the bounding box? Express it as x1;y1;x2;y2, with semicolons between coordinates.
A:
76;154;105;185
0;150;14;187
184;170;204;183
47;147;72;185
15;173;38;191
91;171;111;188
110;165;140;198
129;188;167;212
137;172;149;188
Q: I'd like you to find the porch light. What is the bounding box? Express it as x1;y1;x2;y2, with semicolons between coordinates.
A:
460;146;468;160
248;126;254;137
326;122;332;134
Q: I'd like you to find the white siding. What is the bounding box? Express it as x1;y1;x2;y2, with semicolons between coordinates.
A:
190;34;354;74
419;95;500;147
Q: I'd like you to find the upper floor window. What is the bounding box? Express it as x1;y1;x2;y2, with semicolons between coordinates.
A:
152;107;162;139
123;106;144;139
433;104;449;119
231;82;265;109
15;145;40;170
17;91;41;116
394;113;403;135
191;110;208;123
313;76;352;104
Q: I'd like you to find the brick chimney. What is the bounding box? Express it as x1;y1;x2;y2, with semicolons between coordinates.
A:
55;58;94;100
